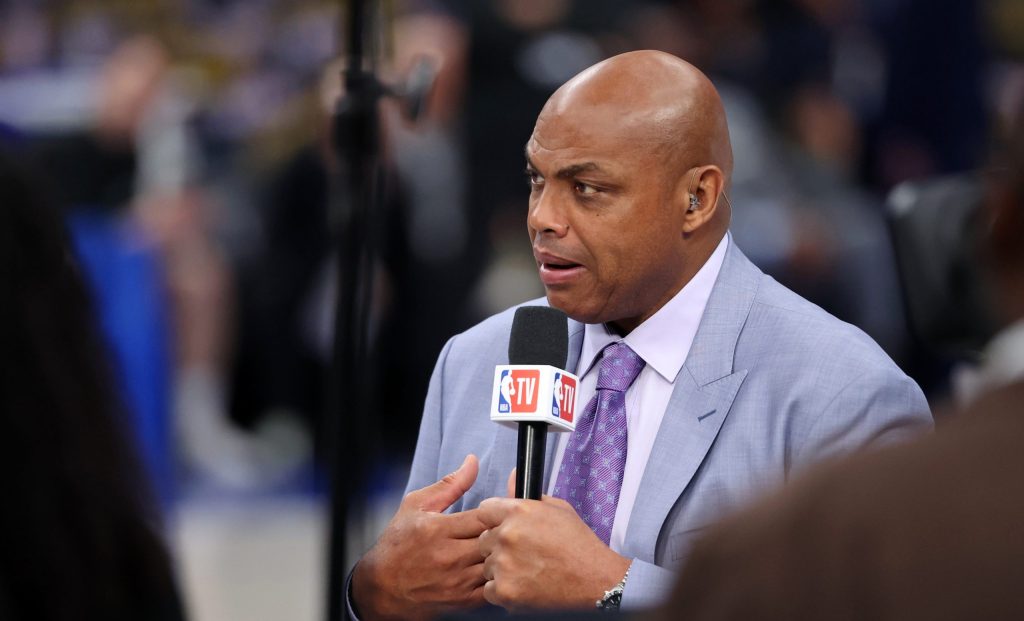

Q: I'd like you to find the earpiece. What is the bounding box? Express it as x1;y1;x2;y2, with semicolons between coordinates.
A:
687;167;701;212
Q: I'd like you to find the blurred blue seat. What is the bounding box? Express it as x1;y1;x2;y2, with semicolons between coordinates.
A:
67;208;176;508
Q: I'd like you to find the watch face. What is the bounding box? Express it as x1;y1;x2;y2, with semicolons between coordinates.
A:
598;590;623;611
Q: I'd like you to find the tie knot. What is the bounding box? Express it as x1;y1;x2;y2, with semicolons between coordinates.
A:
596;342;645;393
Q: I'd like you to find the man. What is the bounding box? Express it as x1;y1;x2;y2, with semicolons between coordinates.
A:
348;50;931;620
657;107;1024;621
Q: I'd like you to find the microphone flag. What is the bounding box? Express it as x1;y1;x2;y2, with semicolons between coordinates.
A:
491;364;578;431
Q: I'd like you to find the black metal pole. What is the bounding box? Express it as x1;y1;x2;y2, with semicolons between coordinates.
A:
326;1;380;619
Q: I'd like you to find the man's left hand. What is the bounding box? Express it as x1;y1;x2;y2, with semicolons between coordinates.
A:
477;492;632;611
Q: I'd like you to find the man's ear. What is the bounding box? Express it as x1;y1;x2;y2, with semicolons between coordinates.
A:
681;165;725;234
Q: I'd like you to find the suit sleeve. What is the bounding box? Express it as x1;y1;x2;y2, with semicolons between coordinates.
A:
403;336;456;495
622;559;678;610
793;367;932;469
342;337;457;621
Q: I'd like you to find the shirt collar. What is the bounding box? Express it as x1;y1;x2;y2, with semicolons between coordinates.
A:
578;234;730;382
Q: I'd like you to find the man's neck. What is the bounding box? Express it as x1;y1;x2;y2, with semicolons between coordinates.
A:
609;232;727;336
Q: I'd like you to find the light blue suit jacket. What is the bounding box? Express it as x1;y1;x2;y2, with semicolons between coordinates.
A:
404;242;931;609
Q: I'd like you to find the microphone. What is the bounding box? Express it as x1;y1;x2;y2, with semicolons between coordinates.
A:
491;307;579;499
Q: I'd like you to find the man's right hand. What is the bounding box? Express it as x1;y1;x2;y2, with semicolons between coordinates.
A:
351;454;488;621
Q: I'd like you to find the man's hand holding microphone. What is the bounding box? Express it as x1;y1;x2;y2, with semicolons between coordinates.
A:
351;308;630;619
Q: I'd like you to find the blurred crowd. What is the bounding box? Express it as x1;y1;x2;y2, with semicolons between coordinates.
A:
0;0;1021;520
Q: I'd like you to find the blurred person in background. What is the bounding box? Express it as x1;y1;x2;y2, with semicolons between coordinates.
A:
0;151;184;621
95;32;313;494
27;32;183;504
228;7;473;478
24;25;312;495
657;102;1024;620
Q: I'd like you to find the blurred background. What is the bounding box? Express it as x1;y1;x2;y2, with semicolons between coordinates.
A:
0;0;1021;619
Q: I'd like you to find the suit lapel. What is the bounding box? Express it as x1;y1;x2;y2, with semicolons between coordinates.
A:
483;316;586;499
622;242;761;562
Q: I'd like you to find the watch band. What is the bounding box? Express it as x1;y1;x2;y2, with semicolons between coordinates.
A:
596;567;630;612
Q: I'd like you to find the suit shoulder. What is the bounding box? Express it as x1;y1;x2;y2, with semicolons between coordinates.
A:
740;273;904;378
444;297;548;361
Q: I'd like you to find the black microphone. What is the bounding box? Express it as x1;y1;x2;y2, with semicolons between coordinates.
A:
508;306;569;500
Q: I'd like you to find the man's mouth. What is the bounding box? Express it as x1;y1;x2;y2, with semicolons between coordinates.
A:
534;249;581;268
543;260;582;270
535;250;585;286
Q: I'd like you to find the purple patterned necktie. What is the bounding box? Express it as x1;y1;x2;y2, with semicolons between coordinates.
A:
553;341;645;545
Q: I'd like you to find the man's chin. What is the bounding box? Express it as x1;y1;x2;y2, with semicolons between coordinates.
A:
544;292;603;325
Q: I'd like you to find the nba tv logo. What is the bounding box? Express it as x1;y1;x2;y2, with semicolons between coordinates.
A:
551;373;577;422
498;369;540;413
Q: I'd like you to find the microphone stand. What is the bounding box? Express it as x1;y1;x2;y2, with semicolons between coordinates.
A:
325;2;436;619
325;1;378;619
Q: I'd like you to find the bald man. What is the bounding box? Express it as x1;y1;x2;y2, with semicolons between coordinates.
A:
347;51;931;620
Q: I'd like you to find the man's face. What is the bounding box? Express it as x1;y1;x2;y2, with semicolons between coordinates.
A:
525;107;691;333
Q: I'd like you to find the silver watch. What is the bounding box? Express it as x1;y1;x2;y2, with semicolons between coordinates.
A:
595;568;629;612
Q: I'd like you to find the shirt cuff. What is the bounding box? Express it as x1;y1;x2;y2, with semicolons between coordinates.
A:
344;567;363;621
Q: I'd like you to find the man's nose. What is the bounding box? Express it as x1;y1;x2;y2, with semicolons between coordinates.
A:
527;188;569;238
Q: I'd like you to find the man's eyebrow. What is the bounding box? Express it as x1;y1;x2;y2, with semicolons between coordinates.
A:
554;162;600;178
523;152;603;179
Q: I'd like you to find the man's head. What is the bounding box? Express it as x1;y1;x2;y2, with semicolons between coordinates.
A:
525;50;733;334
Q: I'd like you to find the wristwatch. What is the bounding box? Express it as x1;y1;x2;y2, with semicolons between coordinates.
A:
596;567;629;612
